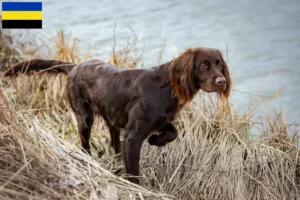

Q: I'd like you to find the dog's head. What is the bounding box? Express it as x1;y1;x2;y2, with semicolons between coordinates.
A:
170;47;231;104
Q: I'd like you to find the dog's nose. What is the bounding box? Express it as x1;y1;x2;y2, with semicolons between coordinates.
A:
215;77;226;86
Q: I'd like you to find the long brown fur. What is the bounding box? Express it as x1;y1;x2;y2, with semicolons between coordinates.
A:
170;47;231;104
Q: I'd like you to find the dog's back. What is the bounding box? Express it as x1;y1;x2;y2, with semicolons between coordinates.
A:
67;59;151;129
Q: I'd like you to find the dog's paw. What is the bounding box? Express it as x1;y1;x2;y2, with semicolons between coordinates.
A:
82;148;92;156
148;135;159;146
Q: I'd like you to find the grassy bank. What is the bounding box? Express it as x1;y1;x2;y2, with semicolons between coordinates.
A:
0;29;299;200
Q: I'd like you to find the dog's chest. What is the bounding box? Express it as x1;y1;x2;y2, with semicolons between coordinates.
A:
164;99;182;122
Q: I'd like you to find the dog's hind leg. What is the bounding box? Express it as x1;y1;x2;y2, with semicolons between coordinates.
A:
75;102;94;155
68;82;94;156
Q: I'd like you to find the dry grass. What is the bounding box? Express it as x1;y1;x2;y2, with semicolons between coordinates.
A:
108;25;143;69
0;87;173;200
0;30;21;72
0;29;299;200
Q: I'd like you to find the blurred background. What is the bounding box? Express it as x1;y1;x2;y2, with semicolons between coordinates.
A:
1;0;300;127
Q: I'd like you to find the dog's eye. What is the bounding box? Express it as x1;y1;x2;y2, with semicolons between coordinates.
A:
217;62;223;69
201;63;210;70
204;60;210;65
216;60;222;69
201;61;210;70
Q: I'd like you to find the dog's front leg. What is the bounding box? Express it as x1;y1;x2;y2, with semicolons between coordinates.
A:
148;123;178;146
123;129;144;184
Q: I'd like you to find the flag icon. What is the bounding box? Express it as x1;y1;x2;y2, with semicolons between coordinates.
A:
2;2;42;29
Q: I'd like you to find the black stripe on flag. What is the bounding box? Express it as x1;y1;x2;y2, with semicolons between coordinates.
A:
2;20;42;29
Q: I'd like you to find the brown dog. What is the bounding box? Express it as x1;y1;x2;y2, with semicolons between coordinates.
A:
3;47;231;184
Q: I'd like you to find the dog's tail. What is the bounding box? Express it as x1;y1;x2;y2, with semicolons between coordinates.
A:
2;59;77;77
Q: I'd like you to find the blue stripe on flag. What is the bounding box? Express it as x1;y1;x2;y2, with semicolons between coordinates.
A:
2;2;42;11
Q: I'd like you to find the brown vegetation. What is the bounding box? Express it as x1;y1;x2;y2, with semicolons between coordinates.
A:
0;29;299;199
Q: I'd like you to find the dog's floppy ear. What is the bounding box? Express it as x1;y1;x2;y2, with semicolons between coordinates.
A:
217;50;231;99
170;48;198;104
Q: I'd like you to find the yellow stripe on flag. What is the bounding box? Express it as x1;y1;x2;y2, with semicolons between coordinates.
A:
2;11;42;20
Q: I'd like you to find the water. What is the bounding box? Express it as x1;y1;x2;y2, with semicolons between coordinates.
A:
2;0;300;128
